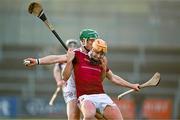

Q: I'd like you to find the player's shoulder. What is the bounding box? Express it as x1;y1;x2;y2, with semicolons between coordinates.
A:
73;48;86;55
73;48;80;52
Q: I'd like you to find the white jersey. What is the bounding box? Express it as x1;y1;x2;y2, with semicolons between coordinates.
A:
60;64;77;103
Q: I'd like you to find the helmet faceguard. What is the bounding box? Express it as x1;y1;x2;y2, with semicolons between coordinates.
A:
89;39;107;65
79;29;99;47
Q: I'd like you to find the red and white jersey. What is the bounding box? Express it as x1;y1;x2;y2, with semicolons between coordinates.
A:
73;48;108;98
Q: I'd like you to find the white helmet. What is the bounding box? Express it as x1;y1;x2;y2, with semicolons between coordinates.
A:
66;39;78;48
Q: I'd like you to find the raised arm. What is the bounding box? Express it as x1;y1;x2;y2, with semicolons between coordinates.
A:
106;70;140;91
62;49;75;81
39;55;67;64
24;54;67;67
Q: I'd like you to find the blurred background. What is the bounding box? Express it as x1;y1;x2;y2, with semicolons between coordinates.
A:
0;0;180;119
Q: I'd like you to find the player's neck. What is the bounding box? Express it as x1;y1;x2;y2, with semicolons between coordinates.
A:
80;46;89;53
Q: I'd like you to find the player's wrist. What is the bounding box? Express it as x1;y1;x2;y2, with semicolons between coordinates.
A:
36;58;40;65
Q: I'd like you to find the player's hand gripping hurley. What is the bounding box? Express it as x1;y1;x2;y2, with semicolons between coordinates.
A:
28;2;68;105
118;72;160;99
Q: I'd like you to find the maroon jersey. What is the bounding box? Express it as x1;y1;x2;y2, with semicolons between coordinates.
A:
73;49;107;98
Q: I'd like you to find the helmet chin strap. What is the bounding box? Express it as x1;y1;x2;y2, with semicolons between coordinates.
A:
84;46;90;52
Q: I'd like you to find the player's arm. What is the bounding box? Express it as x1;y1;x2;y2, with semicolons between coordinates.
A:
100;57;108;80
106;70;140;91
62;49;75;81
53;63;65;87
24;54;67;67
39;55;67;64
